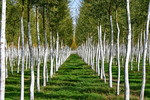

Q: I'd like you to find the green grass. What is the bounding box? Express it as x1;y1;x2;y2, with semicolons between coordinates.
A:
5;54;150;100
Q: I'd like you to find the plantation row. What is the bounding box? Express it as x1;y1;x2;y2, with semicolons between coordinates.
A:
6;34;71;77
4;33;71;99
76;1;150;100
0;0;74;100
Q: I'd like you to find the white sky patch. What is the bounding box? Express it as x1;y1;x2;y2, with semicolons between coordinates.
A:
68;0;82;26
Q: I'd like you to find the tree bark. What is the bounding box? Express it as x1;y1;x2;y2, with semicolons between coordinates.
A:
56;33;59;71
103;33;106;59
140;1;150;100
17;36;21;73
115;8;121;95
98;25;106;83
5;38;8;78
36;6;40;92
116;20;120;96
53;37;56;74
138;32;142;72
21;0;25;100
27;0;34;99
43;6;47;86
0;0;6;99
11;43;13;75
125;0;131;99
109;15;113;88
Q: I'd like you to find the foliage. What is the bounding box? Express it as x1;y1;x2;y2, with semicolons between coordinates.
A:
0;0;73;46
75;0;149;45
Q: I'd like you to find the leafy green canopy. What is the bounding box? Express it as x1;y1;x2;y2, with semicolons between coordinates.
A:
75;0;149;46
0;0;73;46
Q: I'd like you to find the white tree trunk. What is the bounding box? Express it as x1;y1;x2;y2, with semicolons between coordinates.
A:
96;46;98;73
137;37;140;67
116;22;120;95
0;0;6;99
144;30;145;45
103;33;106;59
20;3;25;99
50;56;53;78
11;43;13;75
97;27;100;76
17;36;21;73
140;1;150;100
5;38;8;78
28;2;35;99
46;62;48;82
92;46;95;70
56;33;59;71
43;29;47;86
125;0;131;99
53;37;56;74
36;6;40;92
42;7;47;86
138;32;142;72
97;46;100;76
99;25;106;83
109;15;113;88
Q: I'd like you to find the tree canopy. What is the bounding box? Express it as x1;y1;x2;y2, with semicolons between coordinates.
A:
0;0;73;46
75;0;149;45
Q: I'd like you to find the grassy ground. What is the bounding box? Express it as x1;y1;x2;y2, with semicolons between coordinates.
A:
5;54;150;100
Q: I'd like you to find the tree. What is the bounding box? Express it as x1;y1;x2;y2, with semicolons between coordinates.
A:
140;1;150;100
0;0;6;100
124;0;131;99
43;6;47;86
109;2;113;88
98;25;106;83
115;0;121;95
27;0;34;99
36;5;40;92
20;0;25;99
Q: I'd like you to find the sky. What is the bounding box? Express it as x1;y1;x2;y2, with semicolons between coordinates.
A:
68;0;82;27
